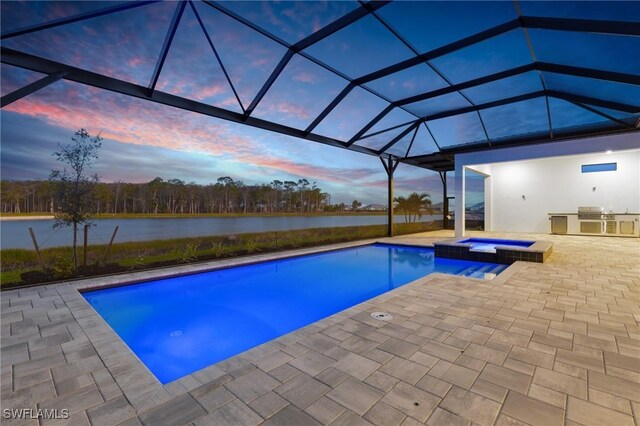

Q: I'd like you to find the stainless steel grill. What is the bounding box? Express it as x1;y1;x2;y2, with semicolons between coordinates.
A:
578;206;604;220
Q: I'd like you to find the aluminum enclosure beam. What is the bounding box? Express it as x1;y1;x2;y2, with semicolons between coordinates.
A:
147;1;186;95
0;47;380;158
1;71;67;107
232;0;390;119
390;63;640;109
0;1;159;40
5;46;638;174
376;121;422;154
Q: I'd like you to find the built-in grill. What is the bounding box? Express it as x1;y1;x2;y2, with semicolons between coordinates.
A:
578;206;604;233
577;206;604;220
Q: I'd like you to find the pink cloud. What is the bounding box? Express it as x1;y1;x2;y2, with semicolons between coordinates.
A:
82;25;99;37
274;102;310;119
232;153;375;184
128;57;145;68
401;80;417;90
262;3;286;31
5;86;252;158
220;96;242;108
312;16;322;33
50;2;89;20
292;71;317;84
251;57;271;68
365;175;443;192
4;80;380;186
157;78;187;95
194;84;227;101
255;2;356;43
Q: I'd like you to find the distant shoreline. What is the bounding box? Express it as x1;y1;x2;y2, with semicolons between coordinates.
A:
0;212;391;221
0;215;55;221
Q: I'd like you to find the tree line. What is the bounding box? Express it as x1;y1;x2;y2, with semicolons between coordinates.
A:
0;176;351;215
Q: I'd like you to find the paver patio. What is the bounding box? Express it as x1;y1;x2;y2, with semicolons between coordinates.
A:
1;231;639;425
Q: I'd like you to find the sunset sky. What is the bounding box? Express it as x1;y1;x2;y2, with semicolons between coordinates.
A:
1;66;464;205
2;1;634;206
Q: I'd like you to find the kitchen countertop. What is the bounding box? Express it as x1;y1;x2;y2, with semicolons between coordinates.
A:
548;213;640;215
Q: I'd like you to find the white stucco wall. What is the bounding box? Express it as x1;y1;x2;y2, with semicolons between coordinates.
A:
454;132;640;235
488;151;640;233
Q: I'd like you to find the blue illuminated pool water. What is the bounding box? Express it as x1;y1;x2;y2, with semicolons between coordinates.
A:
83;243;507;383
459;238;534;253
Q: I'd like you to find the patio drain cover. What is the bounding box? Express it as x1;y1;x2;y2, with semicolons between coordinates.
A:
371;312;393;321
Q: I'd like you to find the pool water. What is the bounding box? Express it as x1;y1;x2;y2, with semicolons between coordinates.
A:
83;243;507;383
459;238;534;253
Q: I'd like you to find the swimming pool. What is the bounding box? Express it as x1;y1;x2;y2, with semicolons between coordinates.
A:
83;243;507;383
459;238;534;253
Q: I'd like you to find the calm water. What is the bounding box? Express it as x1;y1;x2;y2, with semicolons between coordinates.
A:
0;215;438;249
459;238;534;252
83;243;506;383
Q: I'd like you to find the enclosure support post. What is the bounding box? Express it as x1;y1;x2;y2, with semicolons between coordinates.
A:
380;155;399;237
388;172;393;237
439;171;449;229
28;227;45;270
455;164;466;238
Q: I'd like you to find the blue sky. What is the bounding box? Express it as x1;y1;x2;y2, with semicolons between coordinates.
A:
3;1;633;206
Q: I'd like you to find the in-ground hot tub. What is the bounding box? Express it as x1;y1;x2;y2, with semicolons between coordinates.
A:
458;238;534;252
434;237;552;264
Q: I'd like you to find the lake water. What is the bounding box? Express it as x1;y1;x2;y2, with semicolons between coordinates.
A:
0;215;439;249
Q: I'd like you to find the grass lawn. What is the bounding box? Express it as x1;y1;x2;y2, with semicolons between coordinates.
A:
1;222;439;288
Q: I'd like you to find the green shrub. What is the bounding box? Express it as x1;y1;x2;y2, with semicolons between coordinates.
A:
52;257;74;279
212;242;226;258
245;240;259;254
176;243;199;263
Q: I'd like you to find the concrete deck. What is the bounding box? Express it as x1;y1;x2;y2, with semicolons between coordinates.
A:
1;231;639;426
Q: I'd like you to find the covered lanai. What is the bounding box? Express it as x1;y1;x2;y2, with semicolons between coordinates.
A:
3;0;638;237
1;2;640;426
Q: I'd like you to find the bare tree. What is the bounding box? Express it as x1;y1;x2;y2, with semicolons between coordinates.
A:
49;129;102;271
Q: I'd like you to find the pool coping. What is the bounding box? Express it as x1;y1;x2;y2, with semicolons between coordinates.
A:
59;238;521;414
432;237;553;264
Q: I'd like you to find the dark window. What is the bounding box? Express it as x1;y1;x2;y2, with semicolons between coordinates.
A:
581;163;617;173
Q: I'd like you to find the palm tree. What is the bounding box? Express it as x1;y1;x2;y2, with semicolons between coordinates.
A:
394;192;433;223
394;195;410;223
407;192;433;222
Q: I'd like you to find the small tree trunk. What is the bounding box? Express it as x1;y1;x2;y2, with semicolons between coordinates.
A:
73;223;78;271
103;226;119;263
83;224;89;268
28;227;45;270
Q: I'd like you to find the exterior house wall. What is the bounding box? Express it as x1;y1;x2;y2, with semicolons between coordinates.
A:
454;132;640;236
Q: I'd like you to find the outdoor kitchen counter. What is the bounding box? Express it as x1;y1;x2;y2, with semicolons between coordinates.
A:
547;213;640;215
548;213;640;237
